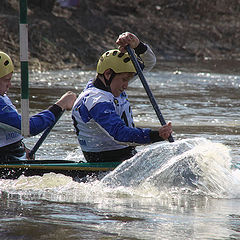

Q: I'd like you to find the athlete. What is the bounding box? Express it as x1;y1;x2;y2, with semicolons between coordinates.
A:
72;32;172;162
0;51;76;161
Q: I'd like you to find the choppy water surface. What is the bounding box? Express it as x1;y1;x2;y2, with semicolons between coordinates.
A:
1;68;240;239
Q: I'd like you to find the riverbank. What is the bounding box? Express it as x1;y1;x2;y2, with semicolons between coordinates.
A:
1;0;240;74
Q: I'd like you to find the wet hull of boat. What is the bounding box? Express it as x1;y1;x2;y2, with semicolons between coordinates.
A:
0;160;121;181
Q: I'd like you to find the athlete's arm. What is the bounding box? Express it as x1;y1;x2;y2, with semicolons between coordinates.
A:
89;101;163;144
0;99;62;136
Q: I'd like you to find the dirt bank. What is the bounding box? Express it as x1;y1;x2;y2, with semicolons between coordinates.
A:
1;0;240;73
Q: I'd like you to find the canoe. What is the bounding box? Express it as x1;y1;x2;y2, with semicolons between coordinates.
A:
0;160;122;181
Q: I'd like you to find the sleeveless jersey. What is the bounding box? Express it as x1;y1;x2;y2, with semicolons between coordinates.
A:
72;82;152;152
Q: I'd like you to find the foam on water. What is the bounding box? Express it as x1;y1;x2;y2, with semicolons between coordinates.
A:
102;138;240;198
1;138;240;204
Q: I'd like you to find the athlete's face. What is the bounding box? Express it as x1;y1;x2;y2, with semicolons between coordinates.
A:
110;72;135;97
0;72;12;96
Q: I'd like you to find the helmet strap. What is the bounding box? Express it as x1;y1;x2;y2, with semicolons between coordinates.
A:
103;71;115;92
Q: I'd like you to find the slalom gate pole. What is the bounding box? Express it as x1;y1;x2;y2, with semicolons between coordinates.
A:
19;0;30;137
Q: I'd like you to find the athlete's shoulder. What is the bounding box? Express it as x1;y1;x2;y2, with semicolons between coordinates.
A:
74;87;113;112
0;95;16;113
0;96;5;106
0;95;10;104
85;89;113;109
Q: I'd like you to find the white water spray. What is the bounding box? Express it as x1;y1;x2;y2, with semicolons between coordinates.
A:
1;138;240;202
102;138;240;198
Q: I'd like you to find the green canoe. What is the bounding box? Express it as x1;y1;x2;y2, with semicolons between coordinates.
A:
0;160;122;181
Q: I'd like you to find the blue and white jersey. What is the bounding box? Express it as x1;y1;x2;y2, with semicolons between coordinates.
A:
0;94;57;147
72;83;151;152
72;44;156;152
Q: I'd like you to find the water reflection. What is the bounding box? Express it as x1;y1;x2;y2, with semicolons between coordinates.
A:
1;186;240;239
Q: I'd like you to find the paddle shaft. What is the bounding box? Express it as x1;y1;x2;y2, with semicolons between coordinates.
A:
28;110;65;159
126;45;174;142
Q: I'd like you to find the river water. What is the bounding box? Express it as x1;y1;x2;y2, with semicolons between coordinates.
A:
0;67;240;239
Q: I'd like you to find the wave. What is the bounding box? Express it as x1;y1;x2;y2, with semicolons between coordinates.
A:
1;138;240;203
102;138;240;198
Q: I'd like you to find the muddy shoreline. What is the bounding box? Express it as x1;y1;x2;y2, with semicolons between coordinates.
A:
1;1;240;74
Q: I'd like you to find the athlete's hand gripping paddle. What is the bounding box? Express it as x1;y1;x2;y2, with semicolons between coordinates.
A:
126;45;174;142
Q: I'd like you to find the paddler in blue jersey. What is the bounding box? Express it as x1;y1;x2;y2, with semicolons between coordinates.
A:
0;51;76;161
72;32;172;162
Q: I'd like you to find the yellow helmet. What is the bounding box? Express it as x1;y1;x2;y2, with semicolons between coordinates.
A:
0;51;14;78
97;49;136;74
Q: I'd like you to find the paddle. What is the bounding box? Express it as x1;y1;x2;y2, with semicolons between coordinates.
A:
28;110;65;159
126;45;174;142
